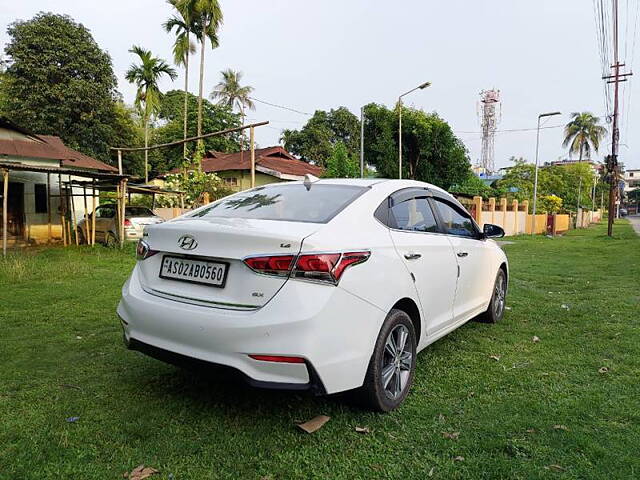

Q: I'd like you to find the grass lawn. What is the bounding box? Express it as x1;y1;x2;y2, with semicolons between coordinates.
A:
1;221;639;479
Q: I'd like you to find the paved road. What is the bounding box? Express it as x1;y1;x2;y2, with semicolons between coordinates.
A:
628;215;640;236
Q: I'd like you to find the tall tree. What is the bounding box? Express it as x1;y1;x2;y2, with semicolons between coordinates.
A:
163;1;197;160
0;13;125;161
210;69;254;125
210;69;254;160
562;112;607;161
363;103;471;189
281;107;360;166
176;0;223;148
125;46;177;182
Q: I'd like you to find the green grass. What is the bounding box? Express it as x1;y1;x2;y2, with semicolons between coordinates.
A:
1;222;639;479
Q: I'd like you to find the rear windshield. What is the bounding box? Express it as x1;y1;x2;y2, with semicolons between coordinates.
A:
190;184;367;223
126;207;154;217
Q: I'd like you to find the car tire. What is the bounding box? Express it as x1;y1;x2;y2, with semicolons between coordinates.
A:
105;232;117;247
480;269;507;323
77;229;86;245
359;309;417;412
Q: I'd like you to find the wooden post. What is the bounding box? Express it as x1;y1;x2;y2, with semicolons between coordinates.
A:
202;192;210;205
68;177;79;246
117;149;123;175
250;126;256;188
46;173;52;243
119;179;127;248
58;173;66;246
2;169;8;257
82;184;89;244
91;180;97;246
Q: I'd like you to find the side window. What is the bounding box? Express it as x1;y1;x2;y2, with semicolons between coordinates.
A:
389;197;439;233
433;200;477;238
97;206;115;218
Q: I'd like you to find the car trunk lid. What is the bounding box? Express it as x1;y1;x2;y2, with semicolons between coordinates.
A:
137;217;321;309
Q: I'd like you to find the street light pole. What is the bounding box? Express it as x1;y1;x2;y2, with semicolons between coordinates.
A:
531;111;561;234
398;81;431;179
360;106;365;178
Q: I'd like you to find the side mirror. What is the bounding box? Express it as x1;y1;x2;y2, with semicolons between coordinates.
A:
483;223;505;239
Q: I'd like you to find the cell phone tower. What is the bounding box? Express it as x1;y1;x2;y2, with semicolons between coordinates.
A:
478;89;501;173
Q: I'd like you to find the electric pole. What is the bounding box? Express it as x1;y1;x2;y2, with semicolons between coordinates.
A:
604;0;632;236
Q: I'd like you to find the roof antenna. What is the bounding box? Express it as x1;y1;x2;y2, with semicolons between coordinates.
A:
303;174;319;191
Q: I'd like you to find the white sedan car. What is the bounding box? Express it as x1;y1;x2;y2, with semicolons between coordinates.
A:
118;179;508;411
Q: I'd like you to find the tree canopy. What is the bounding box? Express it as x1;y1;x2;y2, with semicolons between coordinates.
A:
562;112;607;161
497;157;602;212
281;107;360;166
323;142;359;178
363;103;471;190
147;90;241;177
0;13;131;162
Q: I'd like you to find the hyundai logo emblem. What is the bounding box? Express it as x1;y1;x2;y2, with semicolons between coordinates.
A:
178;234;198;251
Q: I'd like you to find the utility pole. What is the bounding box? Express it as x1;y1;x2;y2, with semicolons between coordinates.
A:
360;106;365;178
604;0;632;236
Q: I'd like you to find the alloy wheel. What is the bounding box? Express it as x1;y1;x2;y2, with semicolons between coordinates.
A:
494;273;506;319
380;324;413;399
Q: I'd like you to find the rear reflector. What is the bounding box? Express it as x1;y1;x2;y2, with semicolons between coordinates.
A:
249;354;306;364
243;251;370;285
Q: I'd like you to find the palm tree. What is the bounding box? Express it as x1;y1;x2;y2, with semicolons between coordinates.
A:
176;0;223;145
125;46;177;182
562;112;607;161
210;69;254;155
163;2;197;160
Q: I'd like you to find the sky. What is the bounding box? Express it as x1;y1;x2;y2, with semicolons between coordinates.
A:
1;0;638;170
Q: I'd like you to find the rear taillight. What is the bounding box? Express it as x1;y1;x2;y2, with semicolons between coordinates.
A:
136;240;158;260
124;219;132;227
243;251;370;285
243;255;295;276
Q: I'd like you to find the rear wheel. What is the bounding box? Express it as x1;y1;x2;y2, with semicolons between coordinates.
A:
105;232;117;247
360;309;416;412
480;269;507;323
77;229;86;245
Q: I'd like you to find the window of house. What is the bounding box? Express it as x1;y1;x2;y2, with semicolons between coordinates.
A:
630;172;634;177
34;184;47;214
223;177;238;186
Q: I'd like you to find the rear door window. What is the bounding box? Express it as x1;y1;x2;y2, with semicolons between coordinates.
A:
389;198;439;233
191;184;367;223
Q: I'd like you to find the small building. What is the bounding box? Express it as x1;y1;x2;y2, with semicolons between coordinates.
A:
623;168;640;193
0;118;121;247
163;146;323;192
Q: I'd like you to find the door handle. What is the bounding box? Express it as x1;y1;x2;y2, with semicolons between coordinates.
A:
457;252;468;258
404;253;422;260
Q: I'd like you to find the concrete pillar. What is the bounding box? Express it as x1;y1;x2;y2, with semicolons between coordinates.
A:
473;196;483;225
512;199;519;233
489;197;496;224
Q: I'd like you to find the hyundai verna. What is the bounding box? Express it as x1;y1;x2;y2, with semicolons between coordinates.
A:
117;178;508;411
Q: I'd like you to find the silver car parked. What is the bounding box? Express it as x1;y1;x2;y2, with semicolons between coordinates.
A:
78;204;164;245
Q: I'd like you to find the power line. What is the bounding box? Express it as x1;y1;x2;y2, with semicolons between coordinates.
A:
249;97;312;116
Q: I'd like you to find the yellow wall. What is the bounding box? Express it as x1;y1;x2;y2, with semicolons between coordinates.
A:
525;214;548;234
555;215;570;232
217;170;286;192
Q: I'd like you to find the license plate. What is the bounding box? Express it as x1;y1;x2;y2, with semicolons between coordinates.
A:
160;255;229;287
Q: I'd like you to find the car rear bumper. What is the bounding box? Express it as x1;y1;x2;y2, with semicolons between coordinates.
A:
117;265;387;394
